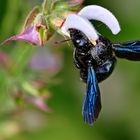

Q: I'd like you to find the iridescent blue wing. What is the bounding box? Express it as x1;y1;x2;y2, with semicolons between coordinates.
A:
82;67;101;125
112;40;140;60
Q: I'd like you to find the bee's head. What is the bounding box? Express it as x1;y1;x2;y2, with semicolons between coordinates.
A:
61;5;121;51
68;29;93;50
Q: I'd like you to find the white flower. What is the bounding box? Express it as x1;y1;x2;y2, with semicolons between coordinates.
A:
78;5;121;35
61;5;121;40
61;14;99;40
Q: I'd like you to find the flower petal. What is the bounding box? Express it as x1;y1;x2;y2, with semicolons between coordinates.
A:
26;96;50;112
78;5;121;35
30;48;62;75
61;14;99;40
0;25;40;46
23;6;39;31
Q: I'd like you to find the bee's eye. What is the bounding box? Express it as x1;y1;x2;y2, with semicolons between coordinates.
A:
76;39;81;44
69;29;89;48
75;38;88;47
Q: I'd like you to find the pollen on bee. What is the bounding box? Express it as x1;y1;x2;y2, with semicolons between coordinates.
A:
90;39;96;46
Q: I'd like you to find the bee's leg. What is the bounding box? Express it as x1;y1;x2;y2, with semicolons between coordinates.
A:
73;48;82;69
96;56;117;82
80;68;88;83
73;59;81;69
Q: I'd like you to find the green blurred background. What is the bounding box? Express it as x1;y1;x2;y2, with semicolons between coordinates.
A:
0;0;140;140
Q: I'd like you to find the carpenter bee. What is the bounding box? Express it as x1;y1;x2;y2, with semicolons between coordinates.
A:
69;28;140;125
61;5;140;125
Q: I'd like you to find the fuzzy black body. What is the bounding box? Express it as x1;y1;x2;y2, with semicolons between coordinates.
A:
68;29;140;125
69;29;117;124
69;29;116;83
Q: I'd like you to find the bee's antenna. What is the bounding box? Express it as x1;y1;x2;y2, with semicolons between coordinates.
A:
55;39;71;45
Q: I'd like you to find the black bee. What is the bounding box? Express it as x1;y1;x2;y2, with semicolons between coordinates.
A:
69;28;140;125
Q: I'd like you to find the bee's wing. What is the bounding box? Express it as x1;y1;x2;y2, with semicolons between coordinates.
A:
82;67;101;125
112;40;140;60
